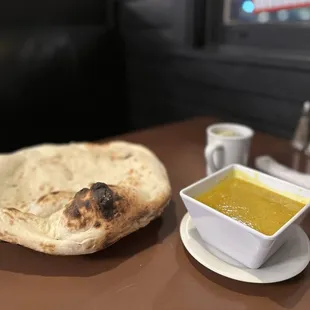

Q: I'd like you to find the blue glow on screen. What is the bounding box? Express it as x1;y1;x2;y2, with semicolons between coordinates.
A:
242;1;255;13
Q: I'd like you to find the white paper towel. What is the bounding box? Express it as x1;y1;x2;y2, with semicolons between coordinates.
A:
255;155;310;189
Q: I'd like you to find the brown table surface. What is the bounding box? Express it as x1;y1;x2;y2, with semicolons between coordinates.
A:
1;116;310;310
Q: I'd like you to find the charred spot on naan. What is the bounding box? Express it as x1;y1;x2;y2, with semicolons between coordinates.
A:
64;183;122;231
91;182;115;219
2;208;22;225
94;221;101;228
36;191;74;206
110;151;133;161
134;209;150;223
102;236;118;249
0;230;18;244
3;208;15;219
37;191;60;203
40;242;56;254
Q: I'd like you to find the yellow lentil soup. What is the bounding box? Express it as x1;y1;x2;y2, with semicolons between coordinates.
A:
196;176;304;236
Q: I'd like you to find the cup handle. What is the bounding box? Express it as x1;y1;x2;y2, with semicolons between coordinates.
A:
205;142;224;174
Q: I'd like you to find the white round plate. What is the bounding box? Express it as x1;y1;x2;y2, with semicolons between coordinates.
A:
180;213;310;283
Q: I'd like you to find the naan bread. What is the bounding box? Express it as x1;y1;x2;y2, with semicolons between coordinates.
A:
0;141;171;255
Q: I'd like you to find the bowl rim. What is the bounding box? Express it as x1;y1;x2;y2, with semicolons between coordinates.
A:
179;164;310;240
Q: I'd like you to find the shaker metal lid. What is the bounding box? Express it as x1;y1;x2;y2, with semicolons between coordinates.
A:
292;101;310;151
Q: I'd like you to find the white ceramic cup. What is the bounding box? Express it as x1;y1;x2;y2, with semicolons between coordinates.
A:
205;123;254;175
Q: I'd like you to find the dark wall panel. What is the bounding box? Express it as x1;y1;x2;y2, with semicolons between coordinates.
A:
1;1;110;25
0;1;128;152
121;0;308;139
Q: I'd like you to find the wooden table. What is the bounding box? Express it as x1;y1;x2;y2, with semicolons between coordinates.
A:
0;117;309;310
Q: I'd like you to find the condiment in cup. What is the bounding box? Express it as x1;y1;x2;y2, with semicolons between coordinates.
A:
205;123;254;175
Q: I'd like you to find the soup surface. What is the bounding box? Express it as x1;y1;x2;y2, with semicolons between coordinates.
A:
196;176;304;236
212;128;241;137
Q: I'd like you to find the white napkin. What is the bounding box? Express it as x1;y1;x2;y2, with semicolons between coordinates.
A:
255;155;310;189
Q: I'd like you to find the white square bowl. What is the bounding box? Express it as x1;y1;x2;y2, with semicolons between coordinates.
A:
180;164;310;269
